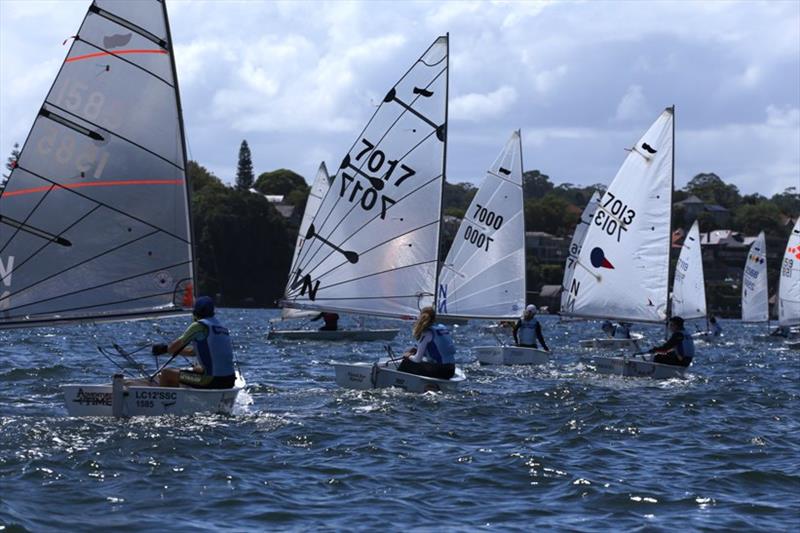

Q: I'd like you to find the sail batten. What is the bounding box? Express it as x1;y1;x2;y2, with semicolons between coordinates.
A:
0;0;194;329
282;36;449;319
437;131;526;319
562;108;674;323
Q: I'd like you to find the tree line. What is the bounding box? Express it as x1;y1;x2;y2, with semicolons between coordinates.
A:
3;140;798;308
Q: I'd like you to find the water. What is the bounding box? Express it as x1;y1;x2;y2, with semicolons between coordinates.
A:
1;310;798;531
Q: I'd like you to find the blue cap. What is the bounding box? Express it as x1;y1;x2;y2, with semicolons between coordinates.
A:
193;296;214;318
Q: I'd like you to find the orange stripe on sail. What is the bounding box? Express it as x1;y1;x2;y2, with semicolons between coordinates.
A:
4;179;183;197
65;49;168;63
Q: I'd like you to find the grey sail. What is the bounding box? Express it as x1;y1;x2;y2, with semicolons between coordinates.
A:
0;0;194;328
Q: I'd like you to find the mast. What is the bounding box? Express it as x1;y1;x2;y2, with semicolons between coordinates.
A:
162;0;196;304
433;32;450;313
518;128;526;308
666;105;675;338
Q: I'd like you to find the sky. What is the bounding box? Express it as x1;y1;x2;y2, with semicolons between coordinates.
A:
1;0;799;196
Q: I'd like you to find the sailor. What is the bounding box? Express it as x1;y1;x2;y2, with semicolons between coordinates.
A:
601;320;616;338
153;296;237;389
616;322;633;339
312;312;339;331
399;306;456;380
647;316;694;367
709;315;722;336
513;304;550;351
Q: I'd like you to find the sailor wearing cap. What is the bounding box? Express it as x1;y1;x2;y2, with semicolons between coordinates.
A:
154;296;237;389
512;304;549;351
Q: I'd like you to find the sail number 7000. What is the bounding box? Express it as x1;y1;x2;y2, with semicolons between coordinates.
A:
594;192;636;242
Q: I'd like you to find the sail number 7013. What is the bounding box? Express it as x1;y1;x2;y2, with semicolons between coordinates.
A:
594;192;636;242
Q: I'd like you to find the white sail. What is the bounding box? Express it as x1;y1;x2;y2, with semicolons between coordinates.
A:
560;190;601;313
778;218;800;327
742;231;768;323
437;131;525;319
671;220;707;320
281;162;331;320
562;108;673;323
283;36;449;319
0;0;194;328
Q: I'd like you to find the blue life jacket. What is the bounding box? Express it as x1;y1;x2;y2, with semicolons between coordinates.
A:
425;324;456;365
194;317;236;376
676;329;695;361
518;317;539;346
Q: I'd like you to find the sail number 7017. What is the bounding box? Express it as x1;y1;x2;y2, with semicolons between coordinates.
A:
594;192;636;242
337;138;417;220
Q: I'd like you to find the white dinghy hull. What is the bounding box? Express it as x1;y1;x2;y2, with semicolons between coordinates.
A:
267;329;400;341
473;346;550;366
332;360;466;393
589;356;687;380
579;334;644;350
62;375;243;417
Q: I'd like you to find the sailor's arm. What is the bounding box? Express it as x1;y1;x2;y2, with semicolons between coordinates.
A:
535;323;549;352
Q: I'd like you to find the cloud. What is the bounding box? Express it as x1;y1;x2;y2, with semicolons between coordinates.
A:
450;86;518;122
0;0;798;195
614;85;649;122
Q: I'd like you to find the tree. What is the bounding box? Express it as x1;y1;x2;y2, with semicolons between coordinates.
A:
771;187;800;217
685;173;741;209
442;181;477;214
2;142;20;191
733;202;784;236
522;170;553;199
524;194;579;236
192;186;293;306
187;160;225;194
255;169;307;196
235;140;254;191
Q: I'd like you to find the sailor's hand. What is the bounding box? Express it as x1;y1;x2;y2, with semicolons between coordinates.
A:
152;343;169;355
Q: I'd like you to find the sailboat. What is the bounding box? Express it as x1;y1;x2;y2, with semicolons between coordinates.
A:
435;131;541;365
742;231;784;342
268;162;399;341
562;191;645;349
563;107;687;379
670;220;715;340
280;35;465;392
779;218;800;348
0;0;242;415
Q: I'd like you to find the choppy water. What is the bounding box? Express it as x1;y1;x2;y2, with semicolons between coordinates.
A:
1;309;798;531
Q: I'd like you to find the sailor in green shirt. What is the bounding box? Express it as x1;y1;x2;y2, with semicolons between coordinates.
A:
154;296;237;389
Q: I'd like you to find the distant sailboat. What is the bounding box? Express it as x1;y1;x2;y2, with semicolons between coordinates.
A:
435;131;546;364
742;231;769;323
671;220;713;339
560;190;601;316
0;0;241;415
778;218;800;330
280;35;465;392
269;163;400;341
563;107;687;379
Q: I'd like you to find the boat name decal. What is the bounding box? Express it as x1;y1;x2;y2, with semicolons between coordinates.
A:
73;388;112;406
